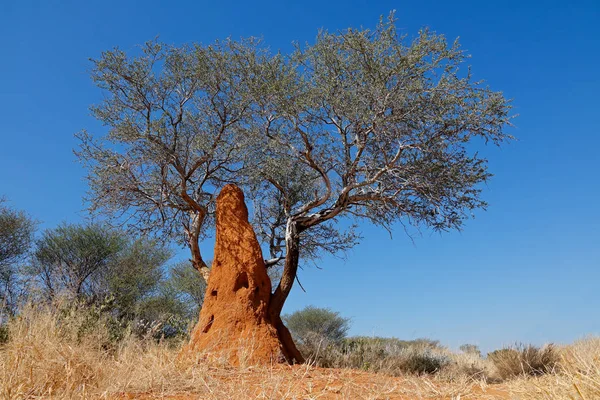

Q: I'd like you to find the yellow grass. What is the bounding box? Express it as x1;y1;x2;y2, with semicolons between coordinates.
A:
509;337;600;399
1;305;598;399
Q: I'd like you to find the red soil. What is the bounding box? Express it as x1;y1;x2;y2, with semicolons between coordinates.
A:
116;365;510;399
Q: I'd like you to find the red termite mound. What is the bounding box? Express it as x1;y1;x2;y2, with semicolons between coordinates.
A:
180;184;303;365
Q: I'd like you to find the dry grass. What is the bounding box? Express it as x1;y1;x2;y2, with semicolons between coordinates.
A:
509;337;600;399
300;336;499;381
488;344;559;380
0;305;511;399
7;305;600;399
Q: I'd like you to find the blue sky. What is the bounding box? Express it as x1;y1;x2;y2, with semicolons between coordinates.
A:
1;0;598;352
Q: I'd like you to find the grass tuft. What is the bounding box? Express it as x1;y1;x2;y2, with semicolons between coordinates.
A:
488;343;559;380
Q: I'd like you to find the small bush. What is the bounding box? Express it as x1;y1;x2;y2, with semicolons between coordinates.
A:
400;348;450;374
284;306;350;345
301;335;451;376
0;324;7;344
488;343;559;380
460;344;481;357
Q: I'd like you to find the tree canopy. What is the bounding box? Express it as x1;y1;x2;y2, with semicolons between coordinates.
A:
78;14;513;320
284;306;351;345
28;223;171;308
248;15;512;317
0;199;36;317
76;39;273;280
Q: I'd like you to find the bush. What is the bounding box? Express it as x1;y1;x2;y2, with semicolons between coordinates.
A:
0;324;8;344
283;306;456;377
460;344;481;357
284;306;350;343
303;335;451;376
488;343;559;380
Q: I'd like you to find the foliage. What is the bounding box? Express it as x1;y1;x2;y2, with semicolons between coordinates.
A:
23;223;203;339
161;261;206;318
488;343;559;380
76;38;275;277
523;336;600;400
56;296;128;346
28;223;126;300
246;12;514;318
302;335;451;376
283;306;452;376
460;344;482;357
78;15;513;324
0;304;517;399
284;305;350;346
103;237;172;319
0;199;36;317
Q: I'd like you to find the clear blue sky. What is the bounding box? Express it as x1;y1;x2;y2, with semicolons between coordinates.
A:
1;0;598;352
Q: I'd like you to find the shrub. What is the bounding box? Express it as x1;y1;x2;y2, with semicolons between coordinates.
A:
460;344;481;357
302;335;451;376
0;324;7;344
284;306;350;359
284;306;350;344
488;343;559;380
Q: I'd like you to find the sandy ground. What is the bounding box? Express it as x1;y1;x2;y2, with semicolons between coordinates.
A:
115;365;510;399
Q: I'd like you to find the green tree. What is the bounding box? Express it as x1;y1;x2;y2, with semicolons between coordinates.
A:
76;39;272;281
284;306;350;345
77;13;513;364
247;13;513;330
103;237;172;318
0;199;36;317
29;223;125;300
131;262;205;339
162;261;206;318
28;223;171;316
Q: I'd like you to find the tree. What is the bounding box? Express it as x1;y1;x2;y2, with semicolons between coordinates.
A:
29;223;124;300
78;14;513;364
28;223;171;313
248;14;513;326
0;199;36;317
283;306;350;345
162;260;206;318
103;236;172;318
136;261;206;339
76;39;272;281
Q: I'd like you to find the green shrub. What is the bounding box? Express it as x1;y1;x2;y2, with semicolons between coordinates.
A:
284;306;350;344
488;343;559;380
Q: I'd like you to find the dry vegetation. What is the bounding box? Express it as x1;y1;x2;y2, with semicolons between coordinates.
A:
0;305;598;399
508;337;600;399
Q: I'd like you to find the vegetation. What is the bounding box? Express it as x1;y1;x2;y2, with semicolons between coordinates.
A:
285;308;474;377
0;219;205;343
248;15;513;324
2;304;598;399
3;12;592;400
75;39;272;281
306;336;452;375
0;199;36;318
460;343;482;356
76;13;513;335
488;343;559;380
284;306;350;345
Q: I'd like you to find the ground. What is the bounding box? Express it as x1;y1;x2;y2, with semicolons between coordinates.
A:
115;365;510;400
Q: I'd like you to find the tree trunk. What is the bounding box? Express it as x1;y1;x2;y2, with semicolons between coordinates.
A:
268;218;304;363
273;313;305;363
181;185;303;365
188;210;211;282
